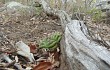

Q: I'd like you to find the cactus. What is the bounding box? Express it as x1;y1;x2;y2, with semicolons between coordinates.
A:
39;32;62;50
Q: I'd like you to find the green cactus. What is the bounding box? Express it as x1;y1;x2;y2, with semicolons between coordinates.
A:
39;32;62;50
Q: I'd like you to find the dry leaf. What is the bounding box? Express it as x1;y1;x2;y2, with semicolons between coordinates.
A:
33;62;52;70
15;41;35;62
25;67;32;70
53;51;60;61
48;49;60;63
48;50;60;68
15;56;18;62
28;43;37;53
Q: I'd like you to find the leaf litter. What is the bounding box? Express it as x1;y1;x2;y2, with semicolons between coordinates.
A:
0;10;62;70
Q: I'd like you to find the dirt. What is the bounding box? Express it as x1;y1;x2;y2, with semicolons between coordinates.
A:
86;18;110;49
0;11;62;48
0;2;110;70
0;1;68;69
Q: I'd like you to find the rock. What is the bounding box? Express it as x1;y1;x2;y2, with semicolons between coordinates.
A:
6;1;35;19
1;1;42;21
6;1;24;9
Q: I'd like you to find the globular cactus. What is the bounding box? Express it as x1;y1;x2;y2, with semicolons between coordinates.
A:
39;32;62;50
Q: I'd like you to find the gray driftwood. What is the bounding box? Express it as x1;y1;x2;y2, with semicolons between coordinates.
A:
38;0;110;70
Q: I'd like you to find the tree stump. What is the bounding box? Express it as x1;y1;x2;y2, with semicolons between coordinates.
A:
38;0;110;70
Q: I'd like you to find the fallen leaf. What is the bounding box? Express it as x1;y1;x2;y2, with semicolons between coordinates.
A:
47;50;60;68
25;67;32;70
15;56;18;62
48;53;55;63
48;49;60;63
36;57;47;62
53;50;60;61
52;61;60;68
33;62;52;70
28;43;37;53
15;41;35;62
0;68;15;70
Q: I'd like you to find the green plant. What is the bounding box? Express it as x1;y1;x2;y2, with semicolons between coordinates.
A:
39;32;62;51
34;6;43;16
87;8;102;22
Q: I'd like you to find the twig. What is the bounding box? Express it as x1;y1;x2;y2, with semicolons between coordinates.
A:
1;53;23;70
3;35;17;50
30;25;38;33
1;42;8;48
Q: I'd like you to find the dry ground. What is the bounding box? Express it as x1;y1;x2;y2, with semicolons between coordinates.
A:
0;2;110;69
0;12;62;48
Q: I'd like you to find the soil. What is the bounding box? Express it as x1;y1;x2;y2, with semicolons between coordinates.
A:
0;12;62;48
0;1;68;69
0;2;110;70
86;18;110;49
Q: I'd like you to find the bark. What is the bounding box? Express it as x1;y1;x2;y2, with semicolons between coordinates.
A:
38;0;110;70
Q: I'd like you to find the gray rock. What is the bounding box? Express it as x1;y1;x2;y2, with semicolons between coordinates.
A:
1;1;41;21
6;1;25;9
